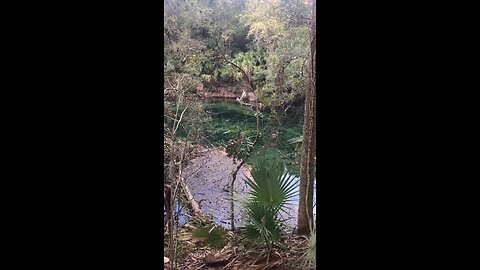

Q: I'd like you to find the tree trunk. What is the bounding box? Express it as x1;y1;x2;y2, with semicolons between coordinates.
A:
297;0;316;236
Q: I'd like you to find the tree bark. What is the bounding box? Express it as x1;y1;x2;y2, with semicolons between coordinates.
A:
297;0;316;236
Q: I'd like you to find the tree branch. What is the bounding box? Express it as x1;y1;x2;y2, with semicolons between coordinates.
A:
230;98;261;231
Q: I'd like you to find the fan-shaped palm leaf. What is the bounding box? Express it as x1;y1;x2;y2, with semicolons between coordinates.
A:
188;225;227;249
242;201;282;246
241;161;299;246
244;161;298;210
299;230;316;269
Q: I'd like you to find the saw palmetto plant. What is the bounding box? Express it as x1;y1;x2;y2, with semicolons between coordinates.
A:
300;230;316;269
185;224;227;249
241;161;298;248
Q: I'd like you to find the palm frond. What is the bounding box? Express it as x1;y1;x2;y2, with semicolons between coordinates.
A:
287;136;303;144
242;201;282;245
189;225;227;249
244;161;298;210
240;161;299;246
299;230;316;269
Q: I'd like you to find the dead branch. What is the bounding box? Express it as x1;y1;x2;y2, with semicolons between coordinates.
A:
230;98;261;231
180;180;202;215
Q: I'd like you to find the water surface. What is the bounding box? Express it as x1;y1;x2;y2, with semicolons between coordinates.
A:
178;102;316;230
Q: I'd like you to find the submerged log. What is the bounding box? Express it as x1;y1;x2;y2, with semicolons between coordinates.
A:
235;98;255;108
180;179;202;215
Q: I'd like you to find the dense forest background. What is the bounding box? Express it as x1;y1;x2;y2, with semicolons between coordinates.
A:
164;0;311;110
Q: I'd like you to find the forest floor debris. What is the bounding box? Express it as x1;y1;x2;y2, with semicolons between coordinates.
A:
175;230;309;270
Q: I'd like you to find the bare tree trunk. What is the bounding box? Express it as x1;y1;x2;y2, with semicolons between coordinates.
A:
297;0;316;236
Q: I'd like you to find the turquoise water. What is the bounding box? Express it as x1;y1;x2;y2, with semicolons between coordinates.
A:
201;102;304;174
166;101;316;229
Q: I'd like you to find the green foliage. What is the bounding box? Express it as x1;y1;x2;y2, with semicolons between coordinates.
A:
300;230;316;269
240;0;287;51
241;161;299;247
164;0;312;111
287;136;303;145
199;102;303;173
164;0;213;76
191;225;227;248
242;202;283;246
240;0;311;109
224;128;257;160
164;0;315;263
245;161;298;209
200;49;266;84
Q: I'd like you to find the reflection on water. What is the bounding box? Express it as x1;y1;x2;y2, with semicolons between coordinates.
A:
182;149;252;229
179;149;316;231
167;168;317;231
280;172;316;230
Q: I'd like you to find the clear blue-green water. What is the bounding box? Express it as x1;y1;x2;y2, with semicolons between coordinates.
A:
167;101;316;230
201;102;304;174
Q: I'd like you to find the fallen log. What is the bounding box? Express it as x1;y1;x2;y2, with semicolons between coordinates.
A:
235;98;255;108
179;179;202;215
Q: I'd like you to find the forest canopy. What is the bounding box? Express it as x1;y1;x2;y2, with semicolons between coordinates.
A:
164;0;312;110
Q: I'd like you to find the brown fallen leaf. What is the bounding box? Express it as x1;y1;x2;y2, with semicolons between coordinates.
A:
203;252;231;266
